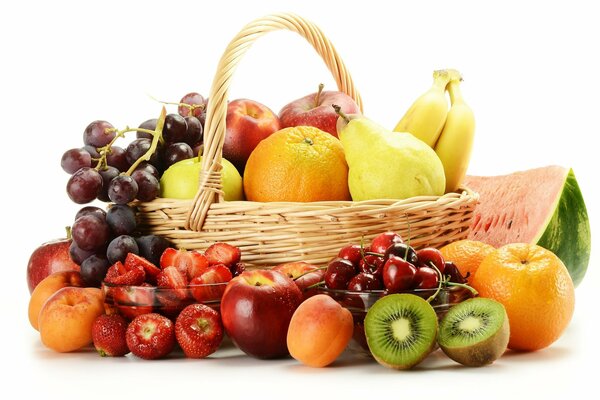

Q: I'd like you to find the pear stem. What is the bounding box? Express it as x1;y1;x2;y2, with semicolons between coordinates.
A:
332;104;350;123
314;83;325;107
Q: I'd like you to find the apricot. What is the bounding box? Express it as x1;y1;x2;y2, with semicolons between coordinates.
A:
286;294;353;367
38;287;105;352
28;271;84;331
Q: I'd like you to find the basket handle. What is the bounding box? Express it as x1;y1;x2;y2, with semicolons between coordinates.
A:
186;12;363;231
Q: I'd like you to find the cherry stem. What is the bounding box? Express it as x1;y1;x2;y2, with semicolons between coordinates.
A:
293;266;327;281
446;281;479;297
426;261;444;303
305;280;326;290
332;104;350;123
314;83;324;107
365;251;384;257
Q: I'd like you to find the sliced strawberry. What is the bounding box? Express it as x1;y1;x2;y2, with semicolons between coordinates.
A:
104;261;146;286
156;266;189;300
125;253;161;284
204;243;241;268
111;282;155;320
159;247;209;280
189;264;232;303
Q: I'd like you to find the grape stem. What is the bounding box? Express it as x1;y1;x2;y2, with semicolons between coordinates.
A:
147;93;205;115
124;106;166;176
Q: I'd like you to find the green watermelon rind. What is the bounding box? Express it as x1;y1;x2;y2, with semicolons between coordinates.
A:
534;168;591;286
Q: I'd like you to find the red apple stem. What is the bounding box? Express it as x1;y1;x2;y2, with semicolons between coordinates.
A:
65;226;72;240
314;83;325;108
332;104;350;123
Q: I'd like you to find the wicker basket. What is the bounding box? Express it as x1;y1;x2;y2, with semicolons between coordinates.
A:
136;13;479;268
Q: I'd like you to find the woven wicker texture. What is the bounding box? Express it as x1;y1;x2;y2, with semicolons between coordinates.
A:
136;12;479;268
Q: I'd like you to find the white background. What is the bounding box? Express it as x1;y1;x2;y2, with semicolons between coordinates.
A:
1;0;597;398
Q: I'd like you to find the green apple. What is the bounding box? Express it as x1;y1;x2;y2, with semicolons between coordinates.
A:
160;157;244;201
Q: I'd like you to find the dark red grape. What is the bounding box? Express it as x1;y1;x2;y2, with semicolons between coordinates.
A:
384;243;418;264
106;146;130;172
133;161;160;180
83;145;100;167
125;138;161;169
97;166;120;202
414;267;439;289
382;256;417;293
69;241;96;265
131;170;160;201
137;118;157;140
178;92;206;120
106;204;137;236
163;114;187;144
370;231;403;255
192;142;203;157
324;258;356;290
184;116;203;146
163;142;193;168
80;254;111;287
74;206;106;222
108;175;138;204
66;167;103;204
72;214;110;251
61;148;92;174
83;120;115;147
107;235;139;264
230;262;246;277
347;272;382;291
135;235;171;267
416;247;445;273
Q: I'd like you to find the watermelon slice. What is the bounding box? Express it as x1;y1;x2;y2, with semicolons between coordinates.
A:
464;165;591;286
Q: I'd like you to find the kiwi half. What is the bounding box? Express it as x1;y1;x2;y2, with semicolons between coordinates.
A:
364;293;438;370
438;297;509;367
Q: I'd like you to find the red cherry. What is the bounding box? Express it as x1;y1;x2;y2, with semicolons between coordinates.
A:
338;244;363;267
324;258;356;290
416;247;445;273
358;254;385;278
444;261;467;283
382;256;417;293
370;231;403;255
347;272;383;291
414;266;439;289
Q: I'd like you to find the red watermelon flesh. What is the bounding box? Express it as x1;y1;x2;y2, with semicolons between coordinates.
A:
464;165;590;286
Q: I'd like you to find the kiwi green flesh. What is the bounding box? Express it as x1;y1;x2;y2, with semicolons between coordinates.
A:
365;294;438;369
438;297;510;367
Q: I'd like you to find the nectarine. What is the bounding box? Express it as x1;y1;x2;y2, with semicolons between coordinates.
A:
28;271;84;331
287;294;353;367
38;287;105;352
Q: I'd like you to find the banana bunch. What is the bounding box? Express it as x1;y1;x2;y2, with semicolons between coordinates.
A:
394;69;475;193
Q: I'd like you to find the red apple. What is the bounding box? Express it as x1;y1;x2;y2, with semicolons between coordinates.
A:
223;99;281;173
220;269;303;359
273;262;324;298
278;84;360;138
27;239;80;293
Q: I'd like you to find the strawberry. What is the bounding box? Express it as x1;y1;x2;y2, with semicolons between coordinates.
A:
175;304;224;358
156;266;189;300
92;314;129;357
111;282;155;320
189;264;232;303
104;260;146;286
204;243;241;269
159;247;209;280
126;313;175;360
125;253;161;284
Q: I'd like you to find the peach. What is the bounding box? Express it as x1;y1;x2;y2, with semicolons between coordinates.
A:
28;271;84;331
38;287;105;352
286;294;353;367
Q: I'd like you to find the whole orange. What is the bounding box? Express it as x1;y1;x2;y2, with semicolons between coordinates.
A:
440;239;495;282
243;126;351;202
472;243;575;352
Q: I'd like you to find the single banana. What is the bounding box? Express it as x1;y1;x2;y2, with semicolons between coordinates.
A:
393;69;452;147
434;77;475;193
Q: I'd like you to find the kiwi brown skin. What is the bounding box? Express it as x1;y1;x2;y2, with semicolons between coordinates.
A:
440;307;510;367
